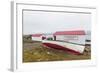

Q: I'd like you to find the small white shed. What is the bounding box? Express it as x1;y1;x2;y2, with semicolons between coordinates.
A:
32;34;43;41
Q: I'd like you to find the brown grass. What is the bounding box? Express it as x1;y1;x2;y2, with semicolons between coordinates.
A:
23;42;91;63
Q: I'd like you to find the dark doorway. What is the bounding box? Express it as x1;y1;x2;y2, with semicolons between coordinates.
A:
54;36;56;41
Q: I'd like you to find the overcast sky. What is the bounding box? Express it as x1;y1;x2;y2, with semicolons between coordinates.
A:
23;10;91;35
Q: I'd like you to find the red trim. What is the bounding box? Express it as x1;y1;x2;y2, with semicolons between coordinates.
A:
54;30;85;35
32;34;42;37
42;43;82;55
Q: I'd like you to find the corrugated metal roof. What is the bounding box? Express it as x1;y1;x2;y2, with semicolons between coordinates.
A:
32;34;43;37
53;30;85;35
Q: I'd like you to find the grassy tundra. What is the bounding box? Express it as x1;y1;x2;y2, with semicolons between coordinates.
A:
23;35;91;62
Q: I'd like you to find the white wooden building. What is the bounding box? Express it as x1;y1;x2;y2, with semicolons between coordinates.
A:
53;30;86;45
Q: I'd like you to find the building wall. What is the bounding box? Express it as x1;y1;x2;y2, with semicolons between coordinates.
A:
55;35;86;45
32;36;42;41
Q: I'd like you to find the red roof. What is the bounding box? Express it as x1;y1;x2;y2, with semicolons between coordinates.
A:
32;34;43;37
53;30;85;35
